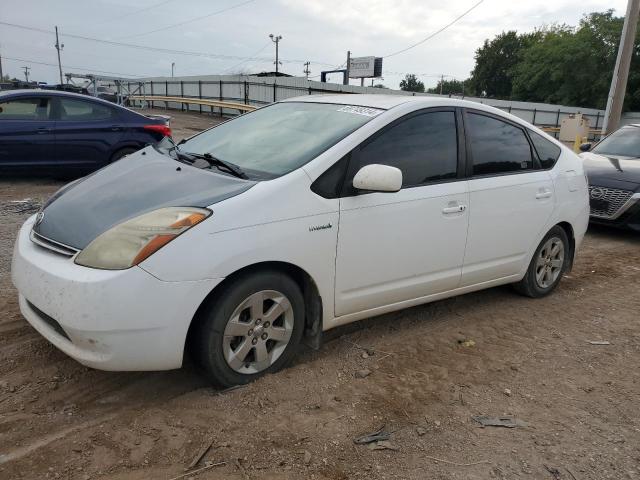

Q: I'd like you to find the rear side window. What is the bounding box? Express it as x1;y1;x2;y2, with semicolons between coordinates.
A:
529;130;561;169
0;97;51;120
358;110;458;187
58;98;113;121
467;112;534;175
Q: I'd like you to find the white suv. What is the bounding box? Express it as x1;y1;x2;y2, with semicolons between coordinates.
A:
12;95;589;386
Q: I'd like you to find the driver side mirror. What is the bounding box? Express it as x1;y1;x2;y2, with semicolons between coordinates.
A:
353;164;402;193
579;142;592;152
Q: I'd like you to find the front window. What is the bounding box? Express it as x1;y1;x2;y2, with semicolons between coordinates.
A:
357;110;458;187
593;126;640;158
180;102;380;179
0;97;51;120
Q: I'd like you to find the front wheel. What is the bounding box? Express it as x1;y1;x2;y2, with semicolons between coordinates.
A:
192;271;305;387
514;226;569;298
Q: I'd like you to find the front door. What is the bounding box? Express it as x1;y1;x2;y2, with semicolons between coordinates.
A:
0;96;55;169
460;110;555;286
334;109;469;317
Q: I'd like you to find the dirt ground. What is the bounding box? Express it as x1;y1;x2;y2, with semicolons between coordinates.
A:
1;110;640;480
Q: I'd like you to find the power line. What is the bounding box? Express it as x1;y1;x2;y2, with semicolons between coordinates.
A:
118;0;260;40
2;55;149;78
383;0;485;58
93;0;177;26
0;21;336;67
219;41;271;74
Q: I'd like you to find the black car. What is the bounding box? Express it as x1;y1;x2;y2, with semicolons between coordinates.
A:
94;86;120;104
580;125;640;231
0;89;171;176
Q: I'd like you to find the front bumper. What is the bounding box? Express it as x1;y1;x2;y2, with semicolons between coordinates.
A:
590;193;640;231
11;216;221;371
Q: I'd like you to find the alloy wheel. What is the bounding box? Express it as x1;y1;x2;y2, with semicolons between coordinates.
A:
535;236;565;289
222;290;294;374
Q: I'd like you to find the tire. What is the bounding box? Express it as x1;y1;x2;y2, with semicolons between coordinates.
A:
110;147;138;163
191;270;305;387
513;226;570;298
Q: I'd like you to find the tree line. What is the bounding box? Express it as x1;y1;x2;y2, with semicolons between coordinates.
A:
400;10;640;110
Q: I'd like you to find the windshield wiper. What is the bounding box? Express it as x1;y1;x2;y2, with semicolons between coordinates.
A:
188;152;248;179
161;137;195;164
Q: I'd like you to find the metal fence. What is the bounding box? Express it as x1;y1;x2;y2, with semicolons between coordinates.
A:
121;74;615;140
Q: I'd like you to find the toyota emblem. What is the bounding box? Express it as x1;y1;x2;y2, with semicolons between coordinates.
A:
590;187;605;200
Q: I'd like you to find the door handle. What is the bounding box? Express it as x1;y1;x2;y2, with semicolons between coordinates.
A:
36;127;51;135
536;190;552;199
442;204;467;214
110;125;122;131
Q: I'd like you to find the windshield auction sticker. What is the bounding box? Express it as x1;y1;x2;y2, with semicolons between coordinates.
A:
337;105;384;117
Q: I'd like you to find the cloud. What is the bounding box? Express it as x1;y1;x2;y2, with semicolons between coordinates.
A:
0;0;628;88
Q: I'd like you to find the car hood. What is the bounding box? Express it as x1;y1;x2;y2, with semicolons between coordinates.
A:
33;146;255;249
581;152;640;190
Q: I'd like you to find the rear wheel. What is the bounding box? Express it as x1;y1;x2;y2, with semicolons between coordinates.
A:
192;271;305;387
110;147;138;162
514;226;569;298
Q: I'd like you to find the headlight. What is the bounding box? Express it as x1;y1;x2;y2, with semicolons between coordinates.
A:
75;207;211;270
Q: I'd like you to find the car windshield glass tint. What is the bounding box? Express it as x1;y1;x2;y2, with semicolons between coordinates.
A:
181;102;380;178
592;127;640;158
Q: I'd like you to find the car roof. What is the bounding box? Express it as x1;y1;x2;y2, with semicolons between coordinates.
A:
0;88;112;104
281;93;495;111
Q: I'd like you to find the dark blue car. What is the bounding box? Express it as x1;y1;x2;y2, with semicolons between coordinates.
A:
0;89;171;176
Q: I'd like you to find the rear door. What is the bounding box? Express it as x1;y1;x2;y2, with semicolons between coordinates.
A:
0;96;55;169
334;108;469;317
52;96;124;168
460;110;555;287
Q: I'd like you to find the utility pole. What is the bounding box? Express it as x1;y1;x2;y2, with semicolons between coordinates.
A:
269;34;282;74
303;61;311;79
602;0;640;135
22;66;30;82
344;50;351;85
171;62;175;77
0;44;4;80
54;26;64;85
440;74;444;95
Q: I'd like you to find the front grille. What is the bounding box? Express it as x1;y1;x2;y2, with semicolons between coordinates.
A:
26;301;71;341
30;230;79;257
588;186;634;219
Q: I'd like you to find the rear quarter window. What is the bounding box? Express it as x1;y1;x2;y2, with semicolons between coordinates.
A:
529;130;561;169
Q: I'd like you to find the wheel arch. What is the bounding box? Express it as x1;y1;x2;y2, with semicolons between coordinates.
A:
556;221;576;272
109;144;143;162
185;261;323;360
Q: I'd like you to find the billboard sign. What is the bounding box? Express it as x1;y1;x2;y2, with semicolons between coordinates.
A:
349;56;382;78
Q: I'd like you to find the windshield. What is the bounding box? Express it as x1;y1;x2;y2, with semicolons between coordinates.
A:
592;126;640;158
180;102;381;179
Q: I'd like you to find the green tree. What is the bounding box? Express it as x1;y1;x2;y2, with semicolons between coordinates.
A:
468;30;539;98
427;78;471;96
511;11;637;109
470;10;640;110
399;74;425;93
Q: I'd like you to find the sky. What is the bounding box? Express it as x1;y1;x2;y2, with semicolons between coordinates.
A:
0;0;629;89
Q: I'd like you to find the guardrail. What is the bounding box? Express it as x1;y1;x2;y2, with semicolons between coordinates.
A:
128;95;257;113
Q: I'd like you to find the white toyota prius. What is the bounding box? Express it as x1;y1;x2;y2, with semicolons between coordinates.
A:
12;95;589;386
